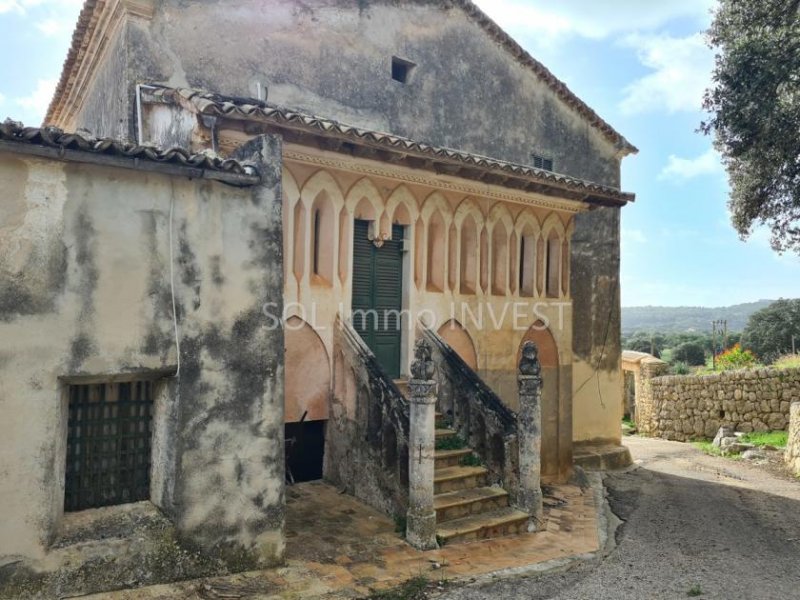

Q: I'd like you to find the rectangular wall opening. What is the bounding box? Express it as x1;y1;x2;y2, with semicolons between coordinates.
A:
65;381;154;512
285;420;326;483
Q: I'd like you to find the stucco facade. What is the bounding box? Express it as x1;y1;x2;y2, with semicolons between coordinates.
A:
45;0;635;452
0;131;285;569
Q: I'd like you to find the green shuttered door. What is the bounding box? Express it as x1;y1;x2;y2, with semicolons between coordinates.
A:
352;219;404;379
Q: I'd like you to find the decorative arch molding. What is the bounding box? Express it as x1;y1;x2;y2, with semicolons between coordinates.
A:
541;213;567;239
285;316;332;423
437;319;479;370
513;209;542;237
486;202;515;230
344;177;383;218
420;191;454;224
300;169;345;209
453;197;486;228
385;185;420;224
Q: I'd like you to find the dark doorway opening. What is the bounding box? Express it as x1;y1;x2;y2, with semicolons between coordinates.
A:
285;420;326;483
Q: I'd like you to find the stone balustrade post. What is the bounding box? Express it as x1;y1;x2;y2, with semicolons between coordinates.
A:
517;341;544;529
406;339;438;550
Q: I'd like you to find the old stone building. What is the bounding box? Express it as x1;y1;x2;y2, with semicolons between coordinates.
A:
0;0;635;590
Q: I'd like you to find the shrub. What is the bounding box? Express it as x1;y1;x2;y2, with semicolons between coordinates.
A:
672;342;707;366
670;361;691;375
715;344;759;371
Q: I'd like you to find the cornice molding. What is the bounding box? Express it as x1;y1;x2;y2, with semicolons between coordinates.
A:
46;0;155;128
284;146;588;215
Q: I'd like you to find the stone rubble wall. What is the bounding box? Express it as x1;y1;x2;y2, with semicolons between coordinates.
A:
636;368;800;441
786;402;800;476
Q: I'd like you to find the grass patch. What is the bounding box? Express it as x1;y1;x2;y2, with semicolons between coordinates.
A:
692;441;741;460
435;435;467;451
622;417;635;429
393;515;407;535
693;441;723;457
459;453;482;467
368;576;429;600
739;431;788;448
687;583;703;597
774;354;800;370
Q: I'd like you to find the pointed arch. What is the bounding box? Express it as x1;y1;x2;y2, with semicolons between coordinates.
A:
385;185;419;226
437;319;479;370
515;211;541;298
301;169;345;209
420;191;453;223
285;316;331;423
344;177;383;218
282;168;301;286
487;204;514;296
542;214;566;298
454;197;485;228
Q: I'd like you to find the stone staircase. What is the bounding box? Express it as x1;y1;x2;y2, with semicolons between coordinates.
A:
432;415;529;544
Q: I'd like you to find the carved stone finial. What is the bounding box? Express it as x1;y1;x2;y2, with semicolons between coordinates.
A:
411;338;435;381
519;341;541;376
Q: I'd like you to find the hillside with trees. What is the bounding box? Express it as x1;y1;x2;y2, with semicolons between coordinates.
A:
622;300;774;335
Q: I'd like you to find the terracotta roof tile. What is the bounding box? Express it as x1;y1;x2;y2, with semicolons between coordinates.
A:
0;119;258;177
153;87;635;205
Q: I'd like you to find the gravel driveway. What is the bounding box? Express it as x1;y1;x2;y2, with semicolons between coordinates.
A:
438;436;800;600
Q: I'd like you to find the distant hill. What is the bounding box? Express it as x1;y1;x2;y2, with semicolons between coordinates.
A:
622;300;776;335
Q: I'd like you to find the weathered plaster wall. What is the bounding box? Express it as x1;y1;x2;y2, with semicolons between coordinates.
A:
636;368;800;441
79;0;622;185
64;0;629;452
786;402;800;476
0;137;285;567
570;206;623;444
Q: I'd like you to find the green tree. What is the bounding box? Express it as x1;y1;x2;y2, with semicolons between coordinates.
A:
672;341;707;366
702;0;800;253
741;299;800;363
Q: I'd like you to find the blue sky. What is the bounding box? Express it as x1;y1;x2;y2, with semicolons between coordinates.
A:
1;0;798;307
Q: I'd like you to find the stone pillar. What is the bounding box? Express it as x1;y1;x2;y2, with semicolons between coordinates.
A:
786;402;800;477
517;341;544;529
406;339;438;550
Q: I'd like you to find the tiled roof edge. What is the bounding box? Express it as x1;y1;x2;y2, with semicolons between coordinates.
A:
0;119;259;177
154;87;634;205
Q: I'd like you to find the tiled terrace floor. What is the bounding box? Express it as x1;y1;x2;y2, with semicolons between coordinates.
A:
82;480;599;599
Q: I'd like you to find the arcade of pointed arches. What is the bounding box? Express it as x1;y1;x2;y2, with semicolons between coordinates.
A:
282;166;574;301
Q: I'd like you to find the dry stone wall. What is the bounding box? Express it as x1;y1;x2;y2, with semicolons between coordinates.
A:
786;402;800;476
636;368;800;442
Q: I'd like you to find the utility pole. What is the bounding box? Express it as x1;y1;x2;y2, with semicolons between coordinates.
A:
711;320;717;371
722;319;728;351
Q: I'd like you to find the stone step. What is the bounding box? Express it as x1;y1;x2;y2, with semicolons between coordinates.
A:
434;448;473;469
393;378;409;399
436;507;530;545
434;486;509;523
434;465;487;494
435;428;457;441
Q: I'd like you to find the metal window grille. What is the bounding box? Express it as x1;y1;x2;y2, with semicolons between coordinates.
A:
531;154;554;171
65;381;154;512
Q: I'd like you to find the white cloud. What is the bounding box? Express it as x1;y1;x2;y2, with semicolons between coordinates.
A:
623;229;647;244
473;0;715;44
659;148;723;182
35;17;72;37
0;0;82;14
15;78;57;123
620;33;714;115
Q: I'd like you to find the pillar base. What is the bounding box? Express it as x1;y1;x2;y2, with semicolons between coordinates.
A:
406;511;438;550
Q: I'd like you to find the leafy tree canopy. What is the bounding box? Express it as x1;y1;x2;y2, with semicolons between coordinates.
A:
741;298;800;363
702;0;800;253
672;341;707;366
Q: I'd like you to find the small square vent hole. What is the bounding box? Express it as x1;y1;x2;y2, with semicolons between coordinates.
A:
392;57;415;84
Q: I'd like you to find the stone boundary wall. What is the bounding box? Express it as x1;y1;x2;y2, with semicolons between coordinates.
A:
786;402;800;476
636;368;800;441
